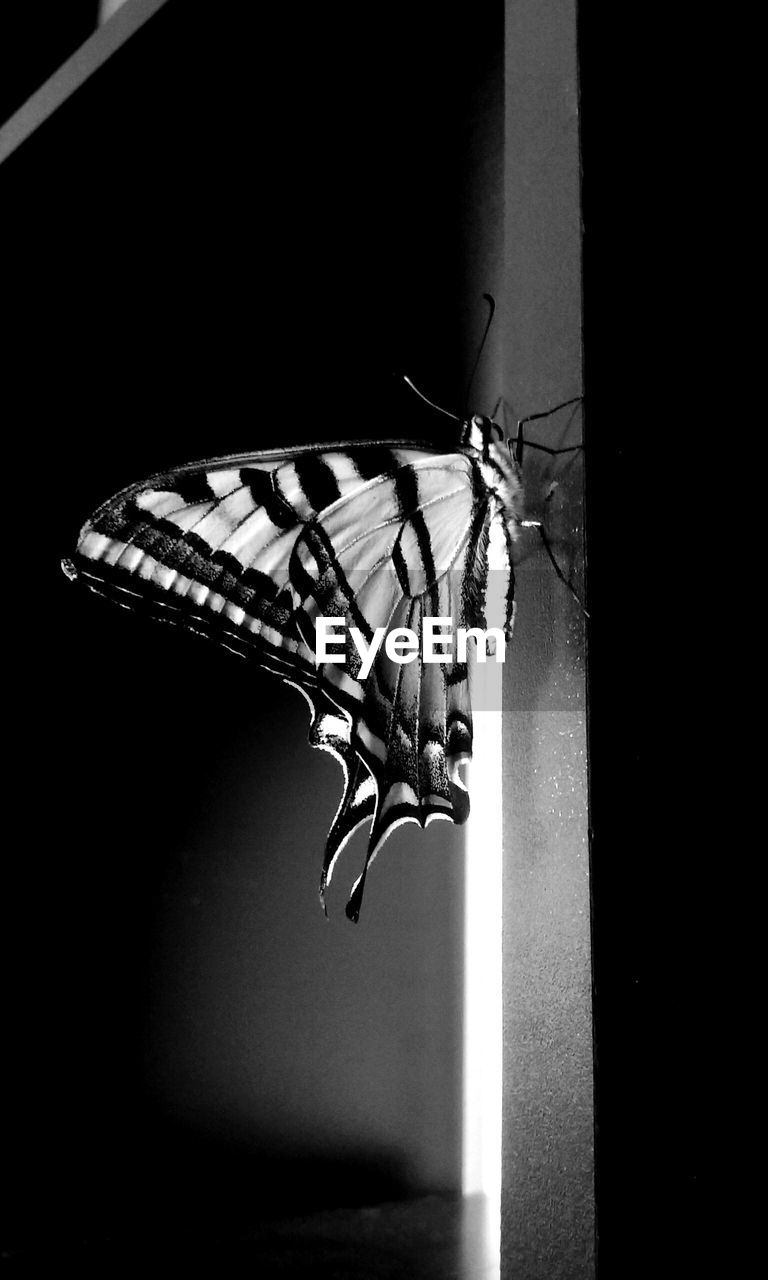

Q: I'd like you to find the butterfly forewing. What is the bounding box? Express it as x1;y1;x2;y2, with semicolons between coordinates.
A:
64;436;519;918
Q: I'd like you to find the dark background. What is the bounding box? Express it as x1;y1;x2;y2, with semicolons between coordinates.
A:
579;10;705;1277
2;2;703;1275
0;3;101;126
2;0;494;1267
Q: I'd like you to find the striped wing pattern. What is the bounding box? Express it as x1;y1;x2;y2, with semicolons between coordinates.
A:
63;439;519;919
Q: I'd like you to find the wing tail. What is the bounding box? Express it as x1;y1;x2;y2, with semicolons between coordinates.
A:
345;573;475;921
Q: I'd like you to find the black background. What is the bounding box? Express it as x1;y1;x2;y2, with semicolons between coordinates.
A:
2;3;703;1275
579;11;705;1277
2;0;492;1265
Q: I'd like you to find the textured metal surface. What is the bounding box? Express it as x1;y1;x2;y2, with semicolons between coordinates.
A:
500;1;595;1276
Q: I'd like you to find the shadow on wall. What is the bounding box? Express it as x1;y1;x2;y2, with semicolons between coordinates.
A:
78;1108;413;1239
1;579;464;1253
1;0;501;1260
3;1103;414;1265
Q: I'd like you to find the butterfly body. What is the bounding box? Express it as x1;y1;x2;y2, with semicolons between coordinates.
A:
63;418;524;919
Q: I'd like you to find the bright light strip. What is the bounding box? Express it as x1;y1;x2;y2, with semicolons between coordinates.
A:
462;660;502;1270
99;0;131;21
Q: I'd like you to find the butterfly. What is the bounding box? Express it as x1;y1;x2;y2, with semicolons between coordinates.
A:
61;394;583;921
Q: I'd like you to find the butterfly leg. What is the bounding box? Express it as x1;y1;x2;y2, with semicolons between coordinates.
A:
514;396;583;465
534;520;590;618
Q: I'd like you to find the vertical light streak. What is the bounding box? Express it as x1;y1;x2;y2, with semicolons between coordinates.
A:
463;658;503;1274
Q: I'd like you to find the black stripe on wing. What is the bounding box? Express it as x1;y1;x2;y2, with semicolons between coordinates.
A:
69;553;309;678
88;500;290;624
293;455;342;514
239;467;298;528
289;519;376;647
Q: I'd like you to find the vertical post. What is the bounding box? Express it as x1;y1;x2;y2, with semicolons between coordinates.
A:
501;2;595;1277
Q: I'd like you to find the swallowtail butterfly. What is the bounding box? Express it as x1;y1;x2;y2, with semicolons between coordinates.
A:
61;401;582;921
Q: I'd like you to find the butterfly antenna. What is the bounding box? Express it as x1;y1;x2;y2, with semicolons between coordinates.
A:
463;293;496;420
489;395;505;424
402;375;461;423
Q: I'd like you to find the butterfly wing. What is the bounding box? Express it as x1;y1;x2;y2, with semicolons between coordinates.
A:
63;440;513;917
282;450;491;917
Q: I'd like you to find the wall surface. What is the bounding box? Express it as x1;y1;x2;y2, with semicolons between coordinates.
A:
501;2;595;1276
1;0;502;1255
